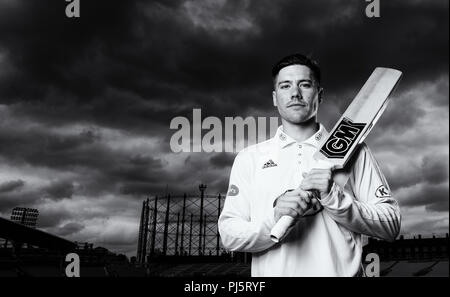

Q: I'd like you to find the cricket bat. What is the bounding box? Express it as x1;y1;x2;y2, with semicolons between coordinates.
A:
270;67;402;243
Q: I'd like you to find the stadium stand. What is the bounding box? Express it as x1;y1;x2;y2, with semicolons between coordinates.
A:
1;212;448;277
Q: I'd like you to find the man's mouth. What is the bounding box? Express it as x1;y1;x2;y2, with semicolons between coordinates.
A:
287;103;307;108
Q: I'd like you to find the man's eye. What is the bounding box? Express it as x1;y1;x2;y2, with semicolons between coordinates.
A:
300;83;312;88
280;84;290;89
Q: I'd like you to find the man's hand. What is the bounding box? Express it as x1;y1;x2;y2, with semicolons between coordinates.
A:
301;168;334;200
274;188;317;223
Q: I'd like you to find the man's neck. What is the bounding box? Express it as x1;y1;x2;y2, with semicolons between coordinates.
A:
281;117;320;143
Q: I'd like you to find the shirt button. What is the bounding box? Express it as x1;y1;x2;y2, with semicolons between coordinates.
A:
298;144;302;148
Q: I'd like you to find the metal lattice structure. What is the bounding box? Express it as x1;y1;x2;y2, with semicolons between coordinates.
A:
136;185;226;263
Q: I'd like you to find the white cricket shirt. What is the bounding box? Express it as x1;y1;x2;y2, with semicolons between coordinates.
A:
218;125;401;277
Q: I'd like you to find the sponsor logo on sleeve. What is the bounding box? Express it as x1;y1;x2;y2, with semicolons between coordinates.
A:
375;185;391;198
227;184;239;196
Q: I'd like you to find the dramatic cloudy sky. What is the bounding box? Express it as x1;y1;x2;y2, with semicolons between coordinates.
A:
0;0;448;257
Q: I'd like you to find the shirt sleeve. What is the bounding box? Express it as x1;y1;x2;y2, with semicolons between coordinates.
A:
218;151;277;253
319;143;401;242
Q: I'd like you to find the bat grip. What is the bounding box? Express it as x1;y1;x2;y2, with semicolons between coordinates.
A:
270;215;294;243
269;190;317;242
270;160;334;243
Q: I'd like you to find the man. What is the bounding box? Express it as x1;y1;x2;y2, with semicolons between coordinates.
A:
218;53;401;277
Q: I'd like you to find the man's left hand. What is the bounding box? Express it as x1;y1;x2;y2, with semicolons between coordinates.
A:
301;168;333;200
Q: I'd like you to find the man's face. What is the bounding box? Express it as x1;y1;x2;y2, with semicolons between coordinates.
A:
272;64;322;124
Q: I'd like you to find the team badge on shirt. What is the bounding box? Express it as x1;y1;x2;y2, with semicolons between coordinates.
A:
227;184;239;196
375;185;391;198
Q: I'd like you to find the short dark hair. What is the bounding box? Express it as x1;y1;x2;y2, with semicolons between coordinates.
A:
272;53;321;86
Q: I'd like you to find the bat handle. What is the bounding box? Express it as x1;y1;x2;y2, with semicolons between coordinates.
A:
270;160;335;243
269;192;317;242
270;215;294;243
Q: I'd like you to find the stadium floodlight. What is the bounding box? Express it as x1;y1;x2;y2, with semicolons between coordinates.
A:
10;207;39;228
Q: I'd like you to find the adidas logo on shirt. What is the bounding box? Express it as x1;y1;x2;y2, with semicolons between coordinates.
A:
262;159;277;169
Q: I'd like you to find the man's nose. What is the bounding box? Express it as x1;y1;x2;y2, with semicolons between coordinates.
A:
291;86;302;99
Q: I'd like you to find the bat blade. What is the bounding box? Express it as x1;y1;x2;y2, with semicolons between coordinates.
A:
314;67;402;168
270;67;402;243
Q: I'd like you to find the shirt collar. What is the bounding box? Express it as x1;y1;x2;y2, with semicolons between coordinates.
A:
274;124;328;149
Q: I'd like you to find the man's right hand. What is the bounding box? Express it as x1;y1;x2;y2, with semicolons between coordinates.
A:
273;188;318;223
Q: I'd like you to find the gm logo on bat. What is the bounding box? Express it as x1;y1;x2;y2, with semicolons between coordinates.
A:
320;117;366;158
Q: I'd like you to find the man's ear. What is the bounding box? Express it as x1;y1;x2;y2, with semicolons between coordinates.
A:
318;87;324;104
272;90;277;107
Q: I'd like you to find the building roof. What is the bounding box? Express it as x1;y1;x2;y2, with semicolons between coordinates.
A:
0;217;76;251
